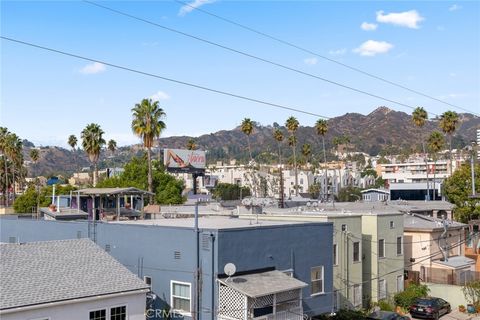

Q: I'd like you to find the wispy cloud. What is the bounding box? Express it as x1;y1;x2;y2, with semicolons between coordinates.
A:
353;40;393;57
376;10;425;29
178;0;215;16
79;62;106;75
328;48;347;56
438;93;467;100
303;57;318;65
449;4;462;11
361;22;378;31
150;91;170;101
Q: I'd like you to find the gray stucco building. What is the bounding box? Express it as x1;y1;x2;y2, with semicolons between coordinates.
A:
0;216;334;319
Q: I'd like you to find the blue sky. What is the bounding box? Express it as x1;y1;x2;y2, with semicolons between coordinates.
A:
1;0;479;147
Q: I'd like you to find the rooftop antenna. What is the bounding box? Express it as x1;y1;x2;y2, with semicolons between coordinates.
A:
224;263;236;282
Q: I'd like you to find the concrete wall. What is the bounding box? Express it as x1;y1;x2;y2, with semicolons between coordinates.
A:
0;292;146;320
426;283;468;308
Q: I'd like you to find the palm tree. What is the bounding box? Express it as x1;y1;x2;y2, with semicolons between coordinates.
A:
0;127;9;205
68;134;78;173
5;133;23;203
315;119;328;200
411;107;429;199
285;116;299;195
81;123;106;187
273;128;284;164
132;98;166;202
107;139;117;156
439;111;459;174
301;143;311;164
29;149;39;177
186;138;197;150
427;131;445;200
240;118;254;161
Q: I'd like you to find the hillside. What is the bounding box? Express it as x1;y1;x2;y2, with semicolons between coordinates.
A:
24;107;480;177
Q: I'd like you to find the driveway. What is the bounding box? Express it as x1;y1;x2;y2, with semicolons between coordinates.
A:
408;310;480;320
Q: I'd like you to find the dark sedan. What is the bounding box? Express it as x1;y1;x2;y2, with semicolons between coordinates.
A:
367;310;410;320
409;297;451;319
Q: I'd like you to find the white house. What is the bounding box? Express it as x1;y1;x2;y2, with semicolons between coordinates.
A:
0;238;149;320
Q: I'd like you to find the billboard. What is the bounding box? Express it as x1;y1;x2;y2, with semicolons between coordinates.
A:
164;149;206;174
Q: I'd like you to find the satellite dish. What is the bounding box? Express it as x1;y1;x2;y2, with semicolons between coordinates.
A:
224;263;236;277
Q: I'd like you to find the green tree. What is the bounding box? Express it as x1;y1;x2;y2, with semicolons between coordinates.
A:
444;163;480;222
427;131;445;199
186;138;197;150
13;186;38;213
337;186;362;202
301;143;311;164
273;128;284;164
107;139;117;156
241;118;254;161
81;123;105;187
439;110;459;174
212;183;251;201
131;98;166;203
394;284;430;309
285;116;299;196
315;119;328;199
68;134;78;172
29;149;39;177
462;280;480;307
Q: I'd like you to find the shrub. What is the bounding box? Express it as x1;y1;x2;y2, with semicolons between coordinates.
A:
377;299;395;311
462;280;480;306
394;284;430;309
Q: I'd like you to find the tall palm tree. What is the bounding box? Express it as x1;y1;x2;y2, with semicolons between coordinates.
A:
315;119;328;200
427;131;445;200
273;128;284;164
285;116;299;195
411;107;429;199
5;133;23;203
68;134;78;173
107;139;117;156
81;123;106;187
439;110;459;174
240;118;254;161
0;127;9;205
301;143;311;164
29;149;39;177
186;138;197;150
132;98;166;202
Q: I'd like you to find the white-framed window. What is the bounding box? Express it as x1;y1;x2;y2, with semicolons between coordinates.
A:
397;236;403;256
378;239;385;258
353;241;360;262
333;244;338;266
311;266;324;295
171;281;192;315
110;305;126;320
390;221;395;229
89;309;106;320
378;279;387;300
396;275;404;293
353;284;362;307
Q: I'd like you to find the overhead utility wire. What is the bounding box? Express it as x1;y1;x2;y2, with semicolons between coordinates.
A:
174;0;479;117
82;1;442;117
0;36;328;119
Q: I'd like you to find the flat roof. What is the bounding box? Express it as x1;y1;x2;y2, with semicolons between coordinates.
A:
114;216;326;230
431;256;475;269
76;187;154;196
218;270;307;298
404;214;466;232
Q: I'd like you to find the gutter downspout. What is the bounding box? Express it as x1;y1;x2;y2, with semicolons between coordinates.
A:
439;220;449;262
211;233;216;320
194;201;200;320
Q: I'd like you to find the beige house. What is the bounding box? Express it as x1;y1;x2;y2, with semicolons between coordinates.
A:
361;213;404;305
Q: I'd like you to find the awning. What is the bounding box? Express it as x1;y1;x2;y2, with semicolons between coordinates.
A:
76;187;154;196
218;270;307;298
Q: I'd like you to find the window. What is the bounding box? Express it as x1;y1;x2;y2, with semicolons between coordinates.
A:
311;266;324;295
144;276;152;288
110;306;126;320
333;244;338;266
171;281;191;314
396;275;404;293
397;237;403;255
341;224;347;232
390;221;395;229
353;284;362;307
353;242;360;262
378;239;385;258
378;279;386;300
89;309;106;320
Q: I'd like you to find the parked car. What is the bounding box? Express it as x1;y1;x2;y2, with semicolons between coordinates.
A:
409;297;451;319
367;311;410;320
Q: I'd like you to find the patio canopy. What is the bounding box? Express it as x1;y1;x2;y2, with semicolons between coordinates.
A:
76;187;154;196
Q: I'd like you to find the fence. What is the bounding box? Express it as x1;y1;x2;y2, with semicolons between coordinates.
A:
423;267;480;285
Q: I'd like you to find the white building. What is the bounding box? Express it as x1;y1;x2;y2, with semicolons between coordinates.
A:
0;239;149;320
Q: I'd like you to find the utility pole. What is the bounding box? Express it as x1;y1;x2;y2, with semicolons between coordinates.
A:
279;165;284;208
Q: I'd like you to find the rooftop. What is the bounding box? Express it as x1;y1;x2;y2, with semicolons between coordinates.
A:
0;239;149;311
431;256;475;269
404;213;466;232
114;216;321;230
76;187;154;196
218;270;307;298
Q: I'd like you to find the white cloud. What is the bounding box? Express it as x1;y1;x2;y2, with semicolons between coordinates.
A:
449;4;462;11
303;57;318;65
79;62;106;75
179;0;215;16
376;10;425;29
361;22;378;31
353;40;393;56
438;93;466;100
328;48;347;56
150;91;170;101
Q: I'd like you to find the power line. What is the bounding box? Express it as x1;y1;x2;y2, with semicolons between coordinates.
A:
174;0;480;117
82;1;447;118
0;36;328;119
